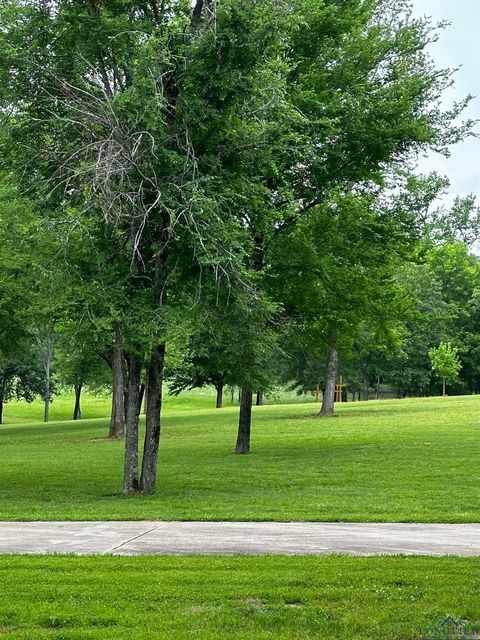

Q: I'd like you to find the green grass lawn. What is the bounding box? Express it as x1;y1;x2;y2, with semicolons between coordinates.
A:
1;387;314;424
1;555;480;639
0;393;479;521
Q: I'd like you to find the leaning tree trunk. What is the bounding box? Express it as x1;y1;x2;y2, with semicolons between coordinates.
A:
319;333;339;417
215;382;223;409
73;383;82;420
124;355;142;495
140;344;166;494
236;383;253;454
109;323;125;439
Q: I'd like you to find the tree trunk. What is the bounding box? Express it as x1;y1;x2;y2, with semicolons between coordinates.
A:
44;375;50;422
73;383;82;420
215;382;223;408
124;355;142;495
443;376;446;397
44;360;51;423
319;333;339;417
256;391;264;406
138;211;169;493
230;386;235;403
363;374;369;401
375;374;381;400
235;383;253;454
140;344;166;494
0;395;3;425
43;334;55;423
109;323;125;439
352;391;356;402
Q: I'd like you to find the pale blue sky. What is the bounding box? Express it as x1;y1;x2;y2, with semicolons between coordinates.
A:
412;0;480;205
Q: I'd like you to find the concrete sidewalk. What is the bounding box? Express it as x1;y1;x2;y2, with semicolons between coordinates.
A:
0;521;479;556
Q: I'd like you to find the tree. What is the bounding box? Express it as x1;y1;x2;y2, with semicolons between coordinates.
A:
262;0;472;416
55;329;111;420
0;178;47;422
429;342;462;397
168;317;236;410
0;361;45;425
33;325;56;423
271;187;421;416
1;0;275;490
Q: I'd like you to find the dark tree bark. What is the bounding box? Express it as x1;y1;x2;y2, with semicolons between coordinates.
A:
235;383;253;454
137;213;169;494
73;383;82;420
122;352;130;422
375;374;381;400
190;0;204;27
140;343;166;493
215;381;223;408
0;395;3;425
363;374;369;401
319;333;339;417
109;323;125;438
124;354;142;495
256;391;264;406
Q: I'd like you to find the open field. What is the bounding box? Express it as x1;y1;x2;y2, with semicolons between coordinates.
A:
1;555;480;639
0;388;315;424
0;394;479;522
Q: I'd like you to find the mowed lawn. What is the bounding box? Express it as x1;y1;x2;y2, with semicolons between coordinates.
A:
1;555;480;639
0;394;479;521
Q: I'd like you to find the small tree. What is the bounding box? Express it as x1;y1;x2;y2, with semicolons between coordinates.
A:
0;361;45;424
429;342;462;397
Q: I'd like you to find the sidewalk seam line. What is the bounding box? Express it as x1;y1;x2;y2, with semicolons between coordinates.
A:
109;524;166;553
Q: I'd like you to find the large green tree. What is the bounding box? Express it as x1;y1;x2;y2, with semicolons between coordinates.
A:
0;0;290;489
0;179;48;422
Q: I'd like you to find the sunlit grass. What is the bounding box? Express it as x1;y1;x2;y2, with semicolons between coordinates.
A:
1;555;480;639
0;394;479;521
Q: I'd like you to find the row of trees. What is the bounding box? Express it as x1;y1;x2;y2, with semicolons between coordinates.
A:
285;237;480;401
0;0;478;495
